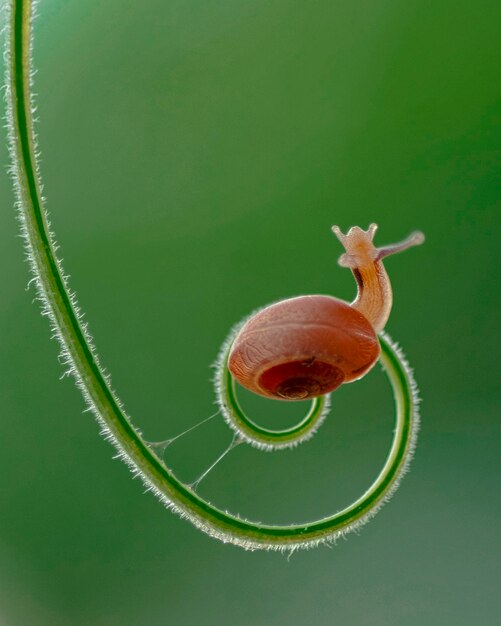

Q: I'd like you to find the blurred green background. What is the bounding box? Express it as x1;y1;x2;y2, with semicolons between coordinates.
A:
1;0;499;624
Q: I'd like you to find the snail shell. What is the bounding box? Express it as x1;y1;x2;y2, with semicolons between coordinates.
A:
228;295;379;401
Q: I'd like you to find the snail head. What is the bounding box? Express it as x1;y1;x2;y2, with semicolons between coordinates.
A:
331;223;378;269
332;223;425;269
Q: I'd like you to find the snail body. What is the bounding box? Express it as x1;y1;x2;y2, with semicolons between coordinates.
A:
229;224;424;401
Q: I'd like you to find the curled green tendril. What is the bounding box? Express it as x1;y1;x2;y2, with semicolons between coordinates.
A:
4;0;420;551
210;330;419;550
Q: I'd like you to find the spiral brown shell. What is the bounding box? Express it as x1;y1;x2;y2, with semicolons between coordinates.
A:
228;295;380;401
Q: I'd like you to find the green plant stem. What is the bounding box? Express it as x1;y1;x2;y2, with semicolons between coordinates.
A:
5;0;420;551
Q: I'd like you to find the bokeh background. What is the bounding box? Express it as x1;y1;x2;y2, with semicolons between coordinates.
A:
1;1;499;624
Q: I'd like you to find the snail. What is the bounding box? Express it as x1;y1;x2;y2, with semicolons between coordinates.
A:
228;223;424;401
